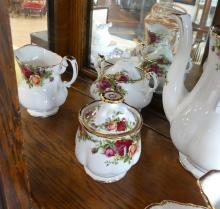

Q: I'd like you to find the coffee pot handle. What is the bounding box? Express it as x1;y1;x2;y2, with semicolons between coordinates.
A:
60;56;78;88
146;72;158;93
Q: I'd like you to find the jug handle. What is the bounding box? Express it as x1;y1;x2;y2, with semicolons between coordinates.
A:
145;72;158;93
94;54;106;79
60;56;78;88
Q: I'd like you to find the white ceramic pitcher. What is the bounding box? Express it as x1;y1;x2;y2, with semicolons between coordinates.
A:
15;44;78;117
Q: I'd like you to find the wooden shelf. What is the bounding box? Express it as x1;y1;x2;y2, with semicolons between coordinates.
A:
20;76;206;209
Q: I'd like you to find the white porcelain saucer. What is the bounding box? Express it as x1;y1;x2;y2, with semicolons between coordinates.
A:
145;200;207;209
179;153;206;179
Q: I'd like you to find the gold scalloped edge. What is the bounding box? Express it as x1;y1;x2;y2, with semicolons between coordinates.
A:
178;153;206;179
197;170;220;209
145;200;208;209
78;100;143;140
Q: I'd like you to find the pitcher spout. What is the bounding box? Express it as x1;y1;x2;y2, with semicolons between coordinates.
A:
163;11;192;122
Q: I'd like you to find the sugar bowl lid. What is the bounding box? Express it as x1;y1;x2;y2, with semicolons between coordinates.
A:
79;91;142;138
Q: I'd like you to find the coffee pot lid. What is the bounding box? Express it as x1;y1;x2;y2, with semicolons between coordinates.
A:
79;91;142;138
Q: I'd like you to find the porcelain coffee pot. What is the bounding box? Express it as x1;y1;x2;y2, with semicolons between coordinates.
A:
163;9;220;177
15;44;78;117
90;52;158;110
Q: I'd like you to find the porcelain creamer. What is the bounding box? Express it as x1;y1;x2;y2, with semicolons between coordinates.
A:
15;45;78;117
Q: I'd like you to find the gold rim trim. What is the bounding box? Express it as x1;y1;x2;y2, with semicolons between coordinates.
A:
179;153;206;178
145;200;207;209
78;100;143;140
197;170;220;209
151;3;187;16
100;91;124;104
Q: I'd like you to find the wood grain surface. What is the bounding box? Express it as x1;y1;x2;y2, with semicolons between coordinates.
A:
49;0;91;70
0;1;33;208
21;84;206;209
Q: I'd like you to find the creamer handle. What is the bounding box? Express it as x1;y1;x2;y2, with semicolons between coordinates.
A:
60;56;78;88
146;72;158;93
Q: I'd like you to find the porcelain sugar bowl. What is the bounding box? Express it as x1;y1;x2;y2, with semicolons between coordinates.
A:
15;44;78;117
75;91;143;183
90;54;158;110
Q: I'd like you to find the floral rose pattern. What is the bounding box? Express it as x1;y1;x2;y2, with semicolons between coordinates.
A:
78;126;140;166
139;55;171;82
93;136;139;166
20;64;54;88
84;109;135;133
93;71;135;97
148;31;161;44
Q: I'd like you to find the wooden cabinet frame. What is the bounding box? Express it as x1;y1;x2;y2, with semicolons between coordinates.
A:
48;0;220;80
48;0;94;76
0;1;36;208
0;1;219;209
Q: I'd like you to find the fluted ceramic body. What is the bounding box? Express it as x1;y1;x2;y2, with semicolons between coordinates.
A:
90;55;158;110
163;19;220;177
75;92;143;183
171;30;220;174
15;45;78;117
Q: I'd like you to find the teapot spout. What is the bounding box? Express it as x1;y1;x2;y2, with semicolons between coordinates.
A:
163;12;192;122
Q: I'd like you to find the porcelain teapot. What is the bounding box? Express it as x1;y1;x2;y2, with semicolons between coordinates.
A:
163;8;220;177
15;44;78;117
90;52;158;110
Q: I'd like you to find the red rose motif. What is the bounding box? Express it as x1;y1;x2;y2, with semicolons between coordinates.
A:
115;74;129;82
157;57;170;65
117;120;127;131
114;140;132;156
85;110;95;119
21;65;33;79
148;31;160;44
104;147;116;157
148;64;160;76
98;79;111;91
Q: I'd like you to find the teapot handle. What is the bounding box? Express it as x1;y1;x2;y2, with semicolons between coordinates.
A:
60;56;78;88
94;55;106;78
146;72;158;93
